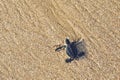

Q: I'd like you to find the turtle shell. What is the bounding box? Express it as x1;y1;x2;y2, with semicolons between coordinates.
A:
66;42;78;59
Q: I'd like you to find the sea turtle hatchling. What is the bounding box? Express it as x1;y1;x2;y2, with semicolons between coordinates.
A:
55;37;84;63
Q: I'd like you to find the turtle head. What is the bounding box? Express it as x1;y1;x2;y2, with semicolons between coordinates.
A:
65;37;70;44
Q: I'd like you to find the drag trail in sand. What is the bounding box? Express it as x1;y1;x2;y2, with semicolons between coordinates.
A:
0;0;120;80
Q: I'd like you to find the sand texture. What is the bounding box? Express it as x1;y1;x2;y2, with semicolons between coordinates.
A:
0;0;120;80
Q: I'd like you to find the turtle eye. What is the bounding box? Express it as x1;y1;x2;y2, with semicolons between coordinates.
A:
66;38;70;44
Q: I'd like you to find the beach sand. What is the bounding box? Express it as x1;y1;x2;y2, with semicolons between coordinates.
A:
0;0;120;80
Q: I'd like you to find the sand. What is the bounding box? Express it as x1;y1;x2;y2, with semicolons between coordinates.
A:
0;0;120;80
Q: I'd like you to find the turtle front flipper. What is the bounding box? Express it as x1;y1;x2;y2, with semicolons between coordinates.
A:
55;45;66;52
74;38;84;46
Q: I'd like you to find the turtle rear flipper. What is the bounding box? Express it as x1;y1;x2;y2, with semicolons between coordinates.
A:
65;58;74;63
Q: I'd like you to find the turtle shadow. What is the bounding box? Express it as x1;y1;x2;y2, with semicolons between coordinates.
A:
65;39;87;63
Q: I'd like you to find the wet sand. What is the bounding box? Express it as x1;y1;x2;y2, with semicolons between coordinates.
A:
0;0;120;80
